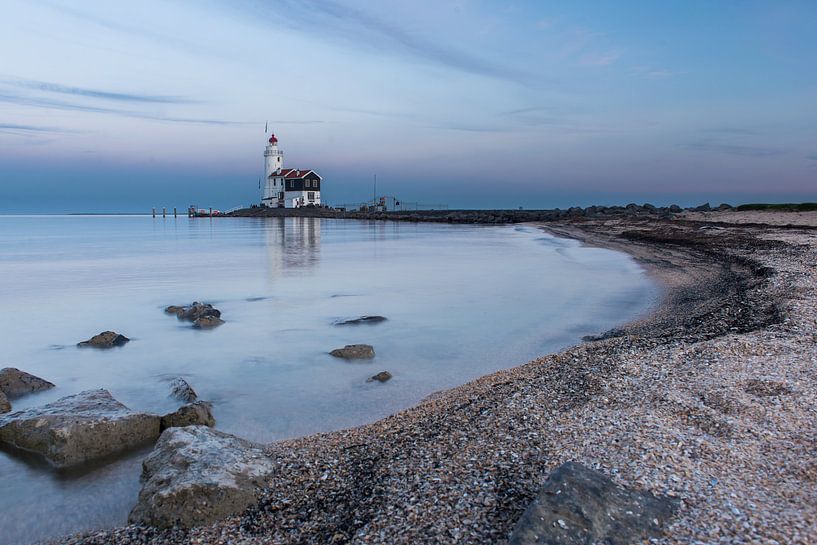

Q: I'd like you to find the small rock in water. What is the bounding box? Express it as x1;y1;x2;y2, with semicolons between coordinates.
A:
0;389;160;468
77;331;130;348
0;391;9;414
508;461;677;545
167;302;222;323
160;401;215;431
334;315;388;326
367;371;392;383
169;377;198;402
0;367;55;398
330;344;375;360
192;315;225;329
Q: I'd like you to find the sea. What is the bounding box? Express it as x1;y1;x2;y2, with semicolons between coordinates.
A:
0;215;658;545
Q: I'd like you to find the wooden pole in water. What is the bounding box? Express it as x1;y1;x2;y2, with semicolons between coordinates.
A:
209;207;213;218
173;207;177;218
163;207;166;218
152;208;156;218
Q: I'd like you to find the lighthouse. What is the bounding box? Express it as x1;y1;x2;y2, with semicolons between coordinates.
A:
264;133;283;177
260;133;322;208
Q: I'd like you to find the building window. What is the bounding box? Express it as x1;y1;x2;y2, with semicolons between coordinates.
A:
308;192;315;201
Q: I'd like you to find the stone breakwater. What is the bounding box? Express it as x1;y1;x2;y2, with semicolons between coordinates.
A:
227;202;731;224
66;213;816;545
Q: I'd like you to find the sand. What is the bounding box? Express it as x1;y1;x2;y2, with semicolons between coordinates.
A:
66;211;817;545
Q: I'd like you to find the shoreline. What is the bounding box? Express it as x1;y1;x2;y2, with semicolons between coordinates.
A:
68;213;816;545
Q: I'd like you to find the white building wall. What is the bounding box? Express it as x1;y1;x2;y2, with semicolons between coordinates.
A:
283;190;321;208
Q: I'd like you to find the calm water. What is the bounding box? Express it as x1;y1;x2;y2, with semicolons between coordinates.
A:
0;215;657;544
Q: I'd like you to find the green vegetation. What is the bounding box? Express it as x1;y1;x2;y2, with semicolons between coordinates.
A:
736;203;817;212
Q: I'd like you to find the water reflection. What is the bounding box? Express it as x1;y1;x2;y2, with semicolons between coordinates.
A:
263;217;321;284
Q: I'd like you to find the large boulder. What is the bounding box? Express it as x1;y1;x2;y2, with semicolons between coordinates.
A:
77;331;130;348
334;315;388;326
0;389;160;468
0;391;9;414
160;401;215;431
129;426;277;528
330;344;375;360
169;377;198;403
509;462;676;545
0;367;55;398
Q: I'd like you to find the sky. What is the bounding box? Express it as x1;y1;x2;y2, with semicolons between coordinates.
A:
1;0;816;212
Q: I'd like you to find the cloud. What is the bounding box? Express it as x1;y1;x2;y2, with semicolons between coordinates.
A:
578;50;621;66
40;1;211;56
222;0;533;84
0;90;244;126
684;139;786;158
4;78;193;104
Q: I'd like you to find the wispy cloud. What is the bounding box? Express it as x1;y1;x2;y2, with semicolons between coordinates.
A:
0;122;58;136
40;1;211;56
579;50;621;66
0;90;244;126
222;0;533;85
703;127;759;136
4;78;193;104
684;139;785;157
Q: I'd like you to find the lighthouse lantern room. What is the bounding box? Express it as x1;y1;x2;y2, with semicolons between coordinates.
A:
261;134;322;208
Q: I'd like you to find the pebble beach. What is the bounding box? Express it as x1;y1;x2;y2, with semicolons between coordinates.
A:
66;211;817;545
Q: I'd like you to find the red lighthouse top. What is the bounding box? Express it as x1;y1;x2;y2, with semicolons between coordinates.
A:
268;134;278;144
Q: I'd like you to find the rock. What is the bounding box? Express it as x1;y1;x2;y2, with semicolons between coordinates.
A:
77;331;130;348
192;315;225;329
169;302;222;322
508;462;677;545
169;377;198;402
160;401;215;431
367;371;392;383
129;426;276;528
0;391;9;414
692;202;712;212
330;344;375;360
334;316;388;326
0;389;160;468
0;367;55;398
668;204;682;213
717;203;734;211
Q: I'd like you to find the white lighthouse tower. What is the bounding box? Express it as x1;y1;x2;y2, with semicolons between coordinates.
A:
262;134;284;206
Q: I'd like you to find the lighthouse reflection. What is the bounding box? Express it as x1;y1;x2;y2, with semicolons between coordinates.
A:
262;217;321;284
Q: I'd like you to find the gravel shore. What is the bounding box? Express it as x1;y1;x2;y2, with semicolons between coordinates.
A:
67;213;816;545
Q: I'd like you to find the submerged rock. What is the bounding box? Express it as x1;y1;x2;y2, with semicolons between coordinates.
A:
77;331;130;349
367;371;392;383
160;401;215;431
169;377;198;403
509;461;676;545
334;315;388;326
0;391;9;414
129;426;276;528
0;389;160;468
330;344;375;360
167;302;222;322
192;315;224;329
0;367;55;398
